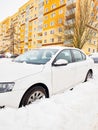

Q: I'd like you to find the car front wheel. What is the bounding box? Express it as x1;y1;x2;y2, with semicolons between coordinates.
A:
19;86;47;107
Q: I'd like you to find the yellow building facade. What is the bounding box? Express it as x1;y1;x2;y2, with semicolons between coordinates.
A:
0;0;98;54
43;0;66;46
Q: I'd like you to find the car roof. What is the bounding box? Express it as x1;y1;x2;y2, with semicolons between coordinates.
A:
39;46;85;53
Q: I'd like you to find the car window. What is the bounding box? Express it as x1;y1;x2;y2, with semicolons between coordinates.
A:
14;49;58;64
81;53;86;60
56;49;72;63
72;50;83;62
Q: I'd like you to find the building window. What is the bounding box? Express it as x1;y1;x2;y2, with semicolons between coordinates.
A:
58;27;62;32
93;49;95;53
96;6;98;10
89;40;91;43
50;30;54;34
35;7;37;10
45;8;48;12
91;1;94;8
51;12;56;18
44;40;47;43
46;0;48;4
59;9;63;14
34;28;36;31
44;32;47;35
96;15;98;20
34;14;36;17
45;16;48;20
93;32;96;36
25;18;29;22
44;24;48;28
91;12;94;16
58;18;62;24
88;48;90;52
34;21;36;24
94;41;96;44
50;21;54;26
58;36;62;42
51;4;56;9
60;0;64;5
50;38;54;43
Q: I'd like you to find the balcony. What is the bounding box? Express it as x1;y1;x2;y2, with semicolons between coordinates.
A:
66;8;76;16
64;39;73;45
37;36;42;41
66;13;75;20
37;28;43;34
65;29;74;35
67;3;76;10
66;0;76;6
65;19;75;25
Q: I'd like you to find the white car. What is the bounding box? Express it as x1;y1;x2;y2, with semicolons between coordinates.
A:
89;53;98;63
0;46;94;108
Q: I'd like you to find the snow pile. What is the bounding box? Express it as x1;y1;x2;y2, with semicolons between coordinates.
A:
0;65;98;130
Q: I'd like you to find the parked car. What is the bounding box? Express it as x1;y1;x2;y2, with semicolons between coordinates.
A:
0;54;5;58
89;53;98;63
0;46;94;108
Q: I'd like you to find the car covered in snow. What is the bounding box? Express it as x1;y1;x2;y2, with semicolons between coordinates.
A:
0;46;94;108
89;53;98;63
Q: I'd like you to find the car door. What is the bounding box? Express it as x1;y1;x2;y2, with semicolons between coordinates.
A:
71;49;88;83
52;49;76;94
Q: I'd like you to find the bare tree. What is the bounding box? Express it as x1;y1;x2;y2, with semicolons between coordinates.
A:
2;23;20;54
58;0;98;49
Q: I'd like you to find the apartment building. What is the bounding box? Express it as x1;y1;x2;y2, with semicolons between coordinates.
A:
0;0;98;54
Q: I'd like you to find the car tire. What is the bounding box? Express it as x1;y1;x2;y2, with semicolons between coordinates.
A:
85;70;93;82
19;86;47;107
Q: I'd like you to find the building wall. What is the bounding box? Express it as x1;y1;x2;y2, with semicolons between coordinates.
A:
43;0;66;46
0;0;98;54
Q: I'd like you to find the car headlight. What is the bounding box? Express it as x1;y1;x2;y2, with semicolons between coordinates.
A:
0;82;15;93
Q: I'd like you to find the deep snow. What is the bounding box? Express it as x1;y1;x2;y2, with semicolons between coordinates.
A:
0;64;98;130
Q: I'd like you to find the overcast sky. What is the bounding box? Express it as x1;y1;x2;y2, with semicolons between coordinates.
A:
0;0;29;21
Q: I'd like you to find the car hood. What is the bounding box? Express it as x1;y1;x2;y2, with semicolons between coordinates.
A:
0;60;44;82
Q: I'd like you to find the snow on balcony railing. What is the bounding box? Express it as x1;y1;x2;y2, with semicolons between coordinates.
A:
66;0;76;6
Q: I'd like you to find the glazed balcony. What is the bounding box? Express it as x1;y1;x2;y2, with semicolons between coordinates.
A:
66;0;76;6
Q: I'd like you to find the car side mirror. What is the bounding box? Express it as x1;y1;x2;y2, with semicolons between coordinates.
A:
53;59;68;66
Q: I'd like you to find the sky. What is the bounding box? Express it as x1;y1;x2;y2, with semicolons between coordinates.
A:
0;0;29;21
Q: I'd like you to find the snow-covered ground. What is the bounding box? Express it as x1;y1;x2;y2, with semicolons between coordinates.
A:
0;64;98;130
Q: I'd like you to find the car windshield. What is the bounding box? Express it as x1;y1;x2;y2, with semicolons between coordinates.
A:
14;49;58;64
